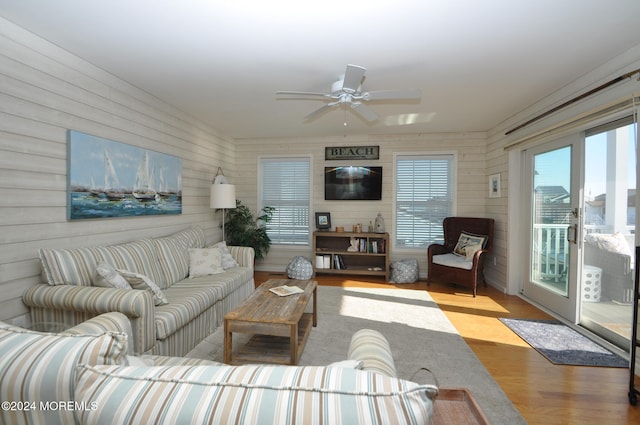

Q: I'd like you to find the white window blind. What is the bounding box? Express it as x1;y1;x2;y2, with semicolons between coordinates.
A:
395;155;454;248
260;157;311;245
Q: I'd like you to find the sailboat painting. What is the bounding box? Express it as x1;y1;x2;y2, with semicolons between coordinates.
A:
68;130;182;220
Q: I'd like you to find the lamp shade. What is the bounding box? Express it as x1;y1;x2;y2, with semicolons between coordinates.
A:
210;184;236;209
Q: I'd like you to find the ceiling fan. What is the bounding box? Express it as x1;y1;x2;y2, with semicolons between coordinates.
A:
276;64;421;123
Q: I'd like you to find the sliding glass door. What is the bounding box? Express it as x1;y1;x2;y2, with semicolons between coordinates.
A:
580;118;636;348
523;117;637;350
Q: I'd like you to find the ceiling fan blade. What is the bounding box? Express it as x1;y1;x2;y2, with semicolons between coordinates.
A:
350;102;379;122
304;103;337;121
361;89;422;101
276;91;330;98
341;64;366;93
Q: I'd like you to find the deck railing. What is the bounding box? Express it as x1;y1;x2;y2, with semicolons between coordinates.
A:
533;224;634;282
532;224;568;282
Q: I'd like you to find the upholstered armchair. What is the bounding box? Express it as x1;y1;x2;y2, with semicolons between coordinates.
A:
427;217;495;297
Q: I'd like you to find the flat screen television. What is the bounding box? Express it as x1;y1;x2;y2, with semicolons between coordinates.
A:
324;166;382;200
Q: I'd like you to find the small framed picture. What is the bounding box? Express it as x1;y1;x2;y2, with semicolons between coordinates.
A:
489;173;501;198
315;212;331;230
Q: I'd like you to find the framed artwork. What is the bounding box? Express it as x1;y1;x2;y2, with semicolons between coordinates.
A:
315;212;331;230
489;173;501;198
67;130;182;220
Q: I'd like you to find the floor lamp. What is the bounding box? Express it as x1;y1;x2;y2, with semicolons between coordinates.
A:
210;170;236;242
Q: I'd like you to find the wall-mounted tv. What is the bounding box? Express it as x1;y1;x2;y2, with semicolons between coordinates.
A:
324;166;382;200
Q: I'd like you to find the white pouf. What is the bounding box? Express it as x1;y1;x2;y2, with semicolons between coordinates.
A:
581;265;602;302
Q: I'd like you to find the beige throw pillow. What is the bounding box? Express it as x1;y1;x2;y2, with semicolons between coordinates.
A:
94;261;132;289
188;248;225;278
117;269;168;306
209;241;239;269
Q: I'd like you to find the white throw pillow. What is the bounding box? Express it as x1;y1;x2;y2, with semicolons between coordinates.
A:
209;241;239;269
188;248;225;278
117;269;168;306
585;232;632;256
94;261;132;289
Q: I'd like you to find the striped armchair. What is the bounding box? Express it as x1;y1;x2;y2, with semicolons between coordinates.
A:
1;313;436;425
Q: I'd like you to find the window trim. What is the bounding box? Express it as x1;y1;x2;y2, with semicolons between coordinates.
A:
258;154;313;246
393;151;457;252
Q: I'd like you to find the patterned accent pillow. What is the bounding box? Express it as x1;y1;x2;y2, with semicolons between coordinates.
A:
117;269;168;306
465;243;483;260
0;324;127;425
188;248;224;278
209;241;239;269
93;262;132;289
453;231;488;257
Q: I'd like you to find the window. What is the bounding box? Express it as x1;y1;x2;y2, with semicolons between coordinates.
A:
260;157;311;245
395;154;455;248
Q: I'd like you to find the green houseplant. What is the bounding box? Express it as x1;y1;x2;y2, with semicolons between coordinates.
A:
223;200;275;260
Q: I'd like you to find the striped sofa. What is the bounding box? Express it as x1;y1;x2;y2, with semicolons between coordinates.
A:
0;312;437;425
22;226;255;357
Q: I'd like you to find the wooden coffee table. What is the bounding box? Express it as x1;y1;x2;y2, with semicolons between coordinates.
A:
223;279;317;365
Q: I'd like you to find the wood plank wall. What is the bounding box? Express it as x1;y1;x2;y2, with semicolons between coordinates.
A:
0;19;234;323
234;132;490;279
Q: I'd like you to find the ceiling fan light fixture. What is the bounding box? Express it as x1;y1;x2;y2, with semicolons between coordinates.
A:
331;79;344;94
277;64;420;124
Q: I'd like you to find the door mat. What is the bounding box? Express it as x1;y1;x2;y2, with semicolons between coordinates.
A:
499;318;628;368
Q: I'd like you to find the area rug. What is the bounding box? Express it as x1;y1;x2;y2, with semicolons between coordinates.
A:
190;285;526;425
499;318;628;368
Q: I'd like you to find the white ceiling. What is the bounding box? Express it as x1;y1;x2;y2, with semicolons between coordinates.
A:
2;0;640;139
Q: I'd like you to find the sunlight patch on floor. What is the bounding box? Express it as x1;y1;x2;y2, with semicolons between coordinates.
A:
432;294;532;347
335;287;459;335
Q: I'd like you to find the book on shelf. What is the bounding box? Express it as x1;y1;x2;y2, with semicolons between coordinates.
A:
372;239;385;253
269;285;304;297
333;254;346;270
315;255;332;269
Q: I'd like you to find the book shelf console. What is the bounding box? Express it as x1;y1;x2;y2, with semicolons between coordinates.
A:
313;231;390;281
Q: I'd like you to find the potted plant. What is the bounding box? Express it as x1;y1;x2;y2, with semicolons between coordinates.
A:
223;200;275;260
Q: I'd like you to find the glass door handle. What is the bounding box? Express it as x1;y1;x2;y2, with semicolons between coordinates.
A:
567;224;577;244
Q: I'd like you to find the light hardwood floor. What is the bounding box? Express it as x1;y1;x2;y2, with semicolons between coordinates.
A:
255;271;639;425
